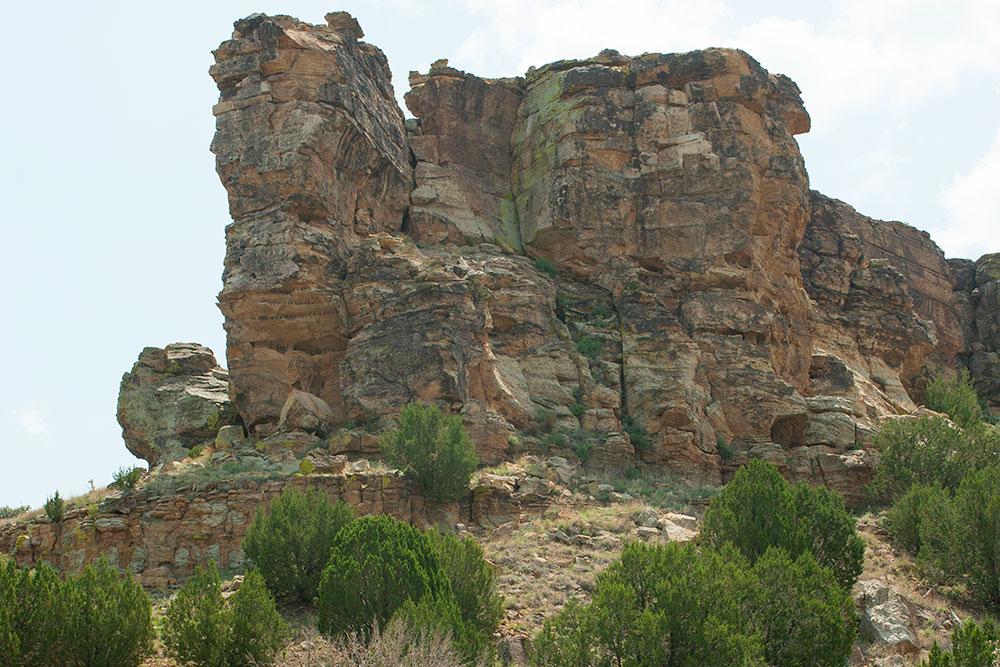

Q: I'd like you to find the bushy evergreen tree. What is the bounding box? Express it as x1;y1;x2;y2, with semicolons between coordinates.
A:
316;515;452;636
243;486;356;603
924;619;999;667
700;459;864;589
925;370;983;429
530;541;857;667
424;529;503;641
380;403;478;502
163;562;287;667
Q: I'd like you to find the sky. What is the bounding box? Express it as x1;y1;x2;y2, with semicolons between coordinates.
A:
0;0;997;508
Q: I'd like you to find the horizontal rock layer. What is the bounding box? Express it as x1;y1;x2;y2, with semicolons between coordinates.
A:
0;471;542;587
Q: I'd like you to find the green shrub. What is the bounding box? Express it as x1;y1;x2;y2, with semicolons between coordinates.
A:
570;402;586;418
316;515;451;637
70;559;154;666
951;465;1000;612
534;257;558;276
163;564;230;667
622;414;651;451
716;435;735;461
534;406;558;434
110;466;144;493
0;562;17;664
0;558;153;667
163;563;286;667
424;530;503;643
925;369;983;429
380;403;479;502
243;486;356;604
886;484;951;554
531;541;856;667
44;491;65;522
390;595;484;661
750;548;857;667
227;570;289;666
575;336;603;361
700;459;864;589
869;416;1000;503
0;505;29;520
1;560;67;664
924;619;998;666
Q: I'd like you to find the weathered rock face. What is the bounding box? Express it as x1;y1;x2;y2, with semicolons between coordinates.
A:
0;470;544;588
968;254;1000;413
211;13;412;430
210;11;994;499
117;343;236;466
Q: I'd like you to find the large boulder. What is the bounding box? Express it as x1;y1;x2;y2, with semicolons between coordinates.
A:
117;343;236;465
855;580;919;652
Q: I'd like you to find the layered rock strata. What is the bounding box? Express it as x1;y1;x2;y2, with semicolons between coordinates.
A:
0;470;544;587
208;12;996;501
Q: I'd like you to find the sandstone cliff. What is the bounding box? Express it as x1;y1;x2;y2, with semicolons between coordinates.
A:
207;12;994;503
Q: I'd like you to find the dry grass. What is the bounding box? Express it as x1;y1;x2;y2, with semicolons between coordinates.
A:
281;618;469;667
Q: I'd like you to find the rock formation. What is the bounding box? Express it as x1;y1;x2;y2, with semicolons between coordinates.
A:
117;343;237;466
205;12;995;502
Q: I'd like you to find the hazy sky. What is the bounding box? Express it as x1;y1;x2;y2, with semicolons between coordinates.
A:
1;0;997;507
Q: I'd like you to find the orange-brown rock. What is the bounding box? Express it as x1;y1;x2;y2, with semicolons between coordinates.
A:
0;470;544;587
208;11;994;504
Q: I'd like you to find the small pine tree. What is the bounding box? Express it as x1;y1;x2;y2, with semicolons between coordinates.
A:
380;403;479;502
923;619;999;666
44;491;65;522
885;484;951;554
750;548;857;667
243;487;356;604
951;465;1000;612
110;467;144;493
69;558;154;666
424;530;503;655
316;515;452;637
227;570;288;667
162;563;231;667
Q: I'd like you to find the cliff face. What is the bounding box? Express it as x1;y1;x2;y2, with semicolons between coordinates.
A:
208;12;995;500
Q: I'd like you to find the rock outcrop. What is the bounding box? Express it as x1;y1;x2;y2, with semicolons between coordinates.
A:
117;343;236;466
205;12;996;501
0;468;546;587
968;254;1000;412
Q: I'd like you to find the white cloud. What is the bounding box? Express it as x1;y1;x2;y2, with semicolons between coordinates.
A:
8;403;52;445
941;129;1000;258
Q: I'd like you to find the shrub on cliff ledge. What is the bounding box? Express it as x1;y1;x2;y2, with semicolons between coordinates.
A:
380;403;478;502
925;369;983;429
243;486;356;604
700;459;864;589
44;490;64;522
